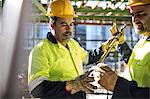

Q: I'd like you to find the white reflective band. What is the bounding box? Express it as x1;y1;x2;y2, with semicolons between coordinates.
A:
28;77;48;92
83;53;89;65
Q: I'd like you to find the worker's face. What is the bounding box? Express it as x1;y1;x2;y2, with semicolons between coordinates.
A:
129;5;150;34
52;18;74;43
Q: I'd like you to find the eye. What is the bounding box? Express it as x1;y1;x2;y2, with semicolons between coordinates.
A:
70;22;74;26
137;12;147;17
62;24;68;27
130;12;147;18
61;22;68;26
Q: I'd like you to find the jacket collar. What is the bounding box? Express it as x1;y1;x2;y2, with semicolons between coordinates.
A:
47;32;67;48
47;32;57;44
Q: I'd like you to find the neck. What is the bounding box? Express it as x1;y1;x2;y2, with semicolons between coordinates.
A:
61;41;67;47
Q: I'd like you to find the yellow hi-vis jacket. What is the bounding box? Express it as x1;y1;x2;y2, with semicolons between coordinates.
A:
124;37;150;87
28;38;88;91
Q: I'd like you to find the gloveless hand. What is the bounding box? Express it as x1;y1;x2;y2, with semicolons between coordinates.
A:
97;63;118;91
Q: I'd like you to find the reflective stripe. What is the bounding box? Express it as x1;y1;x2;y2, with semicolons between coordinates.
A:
83;53;89;65
28;77;48;92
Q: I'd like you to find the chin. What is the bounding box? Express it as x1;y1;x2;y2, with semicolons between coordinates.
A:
65;38;70;42
135;29;145;34
136;31;144;34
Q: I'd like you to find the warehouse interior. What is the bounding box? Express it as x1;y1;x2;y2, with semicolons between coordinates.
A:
0;0;142;98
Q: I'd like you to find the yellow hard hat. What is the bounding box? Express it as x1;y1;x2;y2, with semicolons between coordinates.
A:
46;0;77;18
128;0;150;7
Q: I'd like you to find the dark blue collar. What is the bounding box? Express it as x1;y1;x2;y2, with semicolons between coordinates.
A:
47;32;57;44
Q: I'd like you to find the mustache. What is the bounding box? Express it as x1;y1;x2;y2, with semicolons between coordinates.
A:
64;31;72;35
135;21;142;25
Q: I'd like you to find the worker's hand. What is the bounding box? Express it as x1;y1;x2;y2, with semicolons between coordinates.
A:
66;71;97;94
97;63;118;92
101;37;119;52
110;23;125;44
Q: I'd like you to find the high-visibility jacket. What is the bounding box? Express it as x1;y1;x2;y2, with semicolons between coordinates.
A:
28;32;103;98
124;37;150;87
28;38;88;91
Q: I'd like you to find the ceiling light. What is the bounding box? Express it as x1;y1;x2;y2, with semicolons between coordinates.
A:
85;1;99;9
40;0;48;4
71;1;82;8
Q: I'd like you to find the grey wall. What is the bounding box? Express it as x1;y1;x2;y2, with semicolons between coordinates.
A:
0;0;31;98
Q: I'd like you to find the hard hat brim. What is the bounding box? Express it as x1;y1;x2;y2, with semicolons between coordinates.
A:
46;13;78;18
127;2;150;7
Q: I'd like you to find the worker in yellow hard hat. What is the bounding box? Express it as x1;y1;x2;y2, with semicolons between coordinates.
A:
122;0;150;88
28;0;112;98
97;0;150;98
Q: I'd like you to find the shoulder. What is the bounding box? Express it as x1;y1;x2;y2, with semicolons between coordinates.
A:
31;39;52;54
36;38;52;48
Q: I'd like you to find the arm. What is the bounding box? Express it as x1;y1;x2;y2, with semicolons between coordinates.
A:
31;80;87;98
74;39;104;65
98;63;150;99
87;38;130;65
88;46;104;64
118;42;132;63
30;73;94;98
31;80;73;98
112;77;150;99
110;23;132;63
28;45;86;98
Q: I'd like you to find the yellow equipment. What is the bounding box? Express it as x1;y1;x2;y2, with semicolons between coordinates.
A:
128;0;150;7
110;23;125;44
99;24;126;63
46;0;77;18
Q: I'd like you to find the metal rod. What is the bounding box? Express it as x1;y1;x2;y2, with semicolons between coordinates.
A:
98;24;127;63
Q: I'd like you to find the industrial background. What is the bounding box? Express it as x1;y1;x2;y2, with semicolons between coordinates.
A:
0;0;141;99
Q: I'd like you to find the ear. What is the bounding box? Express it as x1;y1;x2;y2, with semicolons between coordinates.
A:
50;24;55;30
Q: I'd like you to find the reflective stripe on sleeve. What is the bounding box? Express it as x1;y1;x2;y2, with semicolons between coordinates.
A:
28;77;48;92
83;53;89;65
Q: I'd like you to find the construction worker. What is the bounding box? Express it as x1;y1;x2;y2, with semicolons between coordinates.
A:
97;63;150;98
28;0;109;98
119;0;150;88
97;0;150;98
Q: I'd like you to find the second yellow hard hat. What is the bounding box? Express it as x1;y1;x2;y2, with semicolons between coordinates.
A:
128;0;150;7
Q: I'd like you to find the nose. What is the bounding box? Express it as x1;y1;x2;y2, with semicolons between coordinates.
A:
132;16;138;23
132;14;140;23
65;25;71;30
